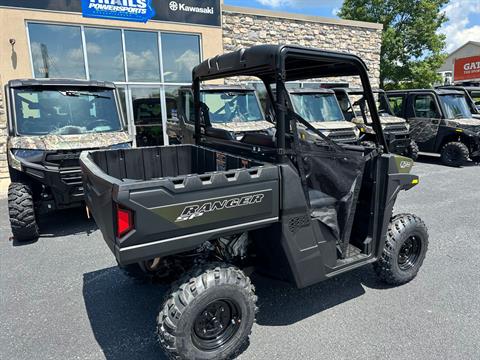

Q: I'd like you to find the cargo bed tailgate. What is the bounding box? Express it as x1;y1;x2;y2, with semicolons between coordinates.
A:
80;146;280;265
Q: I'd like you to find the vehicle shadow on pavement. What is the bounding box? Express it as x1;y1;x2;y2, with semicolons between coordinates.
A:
83;265;392;359
83;267;169;360
12;208;97;246
253;266;388;326
415;154;479;167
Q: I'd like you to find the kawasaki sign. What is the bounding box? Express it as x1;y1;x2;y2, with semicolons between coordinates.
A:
169;1;215;15
0;0;221;26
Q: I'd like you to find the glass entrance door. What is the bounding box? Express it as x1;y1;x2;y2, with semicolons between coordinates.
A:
129;87;164;147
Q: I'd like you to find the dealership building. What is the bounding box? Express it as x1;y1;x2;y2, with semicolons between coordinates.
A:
0;0;382;178
438;41;480;85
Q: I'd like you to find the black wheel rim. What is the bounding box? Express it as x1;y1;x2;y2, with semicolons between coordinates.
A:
192;299;242;351
398;235;422;271
445;146;461;163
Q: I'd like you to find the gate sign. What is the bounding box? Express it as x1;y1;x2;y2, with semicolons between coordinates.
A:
82;0;156;23
454;55;480;82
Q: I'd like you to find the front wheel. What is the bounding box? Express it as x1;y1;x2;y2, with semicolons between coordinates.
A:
440;141;469;167
157;263;257;360
374;214;428;285
8;182;39;242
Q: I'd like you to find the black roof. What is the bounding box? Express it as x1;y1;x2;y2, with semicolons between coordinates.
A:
386;89;464;96
289;88;334;94
437;85;480;92
332;87;385;94
178;84;257;92
201;84;256;91
7;79;116;89
193;45;369;83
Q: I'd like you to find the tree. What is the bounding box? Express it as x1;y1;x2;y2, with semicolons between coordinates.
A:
339;0;448;89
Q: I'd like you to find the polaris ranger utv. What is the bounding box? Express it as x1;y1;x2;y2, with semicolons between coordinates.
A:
6;79;131;241
436;85;480;119
169;85;275;147
81;45;429;360
387;88;480;166
334;88;419;159
288;88;360;144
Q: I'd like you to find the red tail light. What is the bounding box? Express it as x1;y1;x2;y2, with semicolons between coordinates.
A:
116;205;134;238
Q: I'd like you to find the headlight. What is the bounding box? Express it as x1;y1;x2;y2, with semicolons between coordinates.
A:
12;149;44;162
235;133;245;141
405;123;410;131
110;142;132;150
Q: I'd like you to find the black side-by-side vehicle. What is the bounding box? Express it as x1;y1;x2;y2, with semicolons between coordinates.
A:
81;45;429;360
387;88;480;166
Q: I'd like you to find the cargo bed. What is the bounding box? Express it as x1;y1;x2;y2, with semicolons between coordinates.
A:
80;145;280;265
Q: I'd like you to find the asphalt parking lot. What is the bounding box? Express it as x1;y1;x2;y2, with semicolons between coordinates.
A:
1;155;479;360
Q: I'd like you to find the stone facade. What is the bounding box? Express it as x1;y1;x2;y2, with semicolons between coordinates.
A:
222;8;382;88
0;80;8;179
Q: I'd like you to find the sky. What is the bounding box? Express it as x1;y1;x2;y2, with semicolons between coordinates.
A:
224;0;480;54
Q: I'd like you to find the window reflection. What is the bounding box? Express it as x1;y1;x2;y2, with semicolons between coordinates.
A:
162;33;200;83
85;27;125;82
29;23;86;79
125;31;161;82
131;88;163;146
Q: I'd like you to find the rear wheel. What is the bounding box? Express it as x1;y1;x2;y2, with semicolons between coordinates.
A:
8;182;39;242
404;140;419;161
157;263;257;360
440;141;469;167
374;214;428;285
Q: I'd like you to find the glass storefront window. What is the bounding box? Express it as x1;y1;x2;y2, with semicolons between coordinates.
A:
165;86;182;143
27;22;204;147
131;88;163;146
117;87;128;123
28;23;86;79
161;33;200;83
85;27;125;82
125;31;161;82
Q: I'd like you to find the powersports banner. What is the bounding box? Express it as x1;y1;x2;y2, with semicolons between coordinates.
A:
0;0;221;26
82;0;156;23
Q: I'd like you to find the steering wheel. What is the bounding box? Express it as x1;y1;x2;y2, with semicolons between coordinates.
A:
86;119;111;131
231;106;248;122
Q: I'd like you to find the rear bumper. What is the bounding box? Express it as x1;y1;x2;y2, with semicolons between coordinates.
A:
114;217;279;265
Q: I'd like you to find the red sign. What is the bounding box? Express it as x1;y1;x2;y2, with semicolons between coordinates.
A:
454;55;480;81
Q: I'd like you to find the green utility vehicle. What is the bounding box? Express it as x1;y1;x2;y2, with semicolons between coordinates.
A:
5;79;131;241
334;88;419;159
387;88;480;166
81;46;428;360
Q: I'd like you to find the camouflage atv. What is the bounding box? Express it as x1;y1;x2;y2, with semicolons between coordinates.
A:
171;85;276;150
387;88;480;166
334;88;419;160
5;79;132;241
436;86;480;120
288;88;360;144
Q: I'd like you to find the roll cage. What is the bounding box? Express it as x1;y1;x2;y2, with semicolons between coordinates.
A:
192;45;389;161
